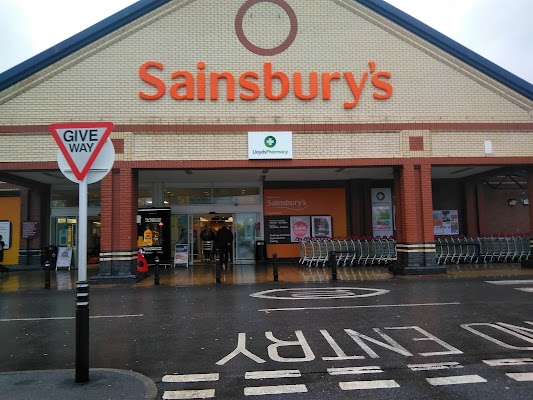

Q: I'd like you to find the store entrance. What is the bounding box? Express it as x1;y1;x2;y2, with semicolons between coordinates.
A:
172;212;260;265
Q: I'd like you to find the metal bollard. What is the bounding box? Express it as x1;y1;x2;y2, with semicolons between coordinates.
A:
44;260;51;289
216;257;221;283
154;256;160;286
329;251;337;281
272;253;278;281
75;281;90;383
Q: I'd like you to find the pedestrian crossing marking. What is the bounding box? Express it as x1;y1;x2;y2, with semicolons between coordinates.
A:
163;389;215;399
245;370;301;379
506;373;533;382
244;384;308;396
483;358;533;366
163;373;220;382
328;366;383;375
339;379;400;390
427;375;487;386
408;362;463;371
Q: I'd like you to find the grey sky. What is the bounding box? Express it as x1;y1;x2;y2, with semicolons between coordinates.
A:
0;0;531;85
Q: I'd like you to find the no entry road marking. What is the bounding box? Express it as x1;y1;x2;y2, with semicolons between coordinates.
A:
259;302;460;313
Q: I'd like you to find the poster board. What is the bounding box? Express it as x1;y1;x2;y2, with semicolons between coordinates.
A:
174;243;189;267
371;188;393;237
0;220;12;249
311;216;332;238
56;247;72;270
433;210;459;235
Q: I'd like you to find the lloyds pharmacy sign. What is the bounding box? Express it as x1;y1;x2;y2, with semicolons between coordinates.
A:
248;131;293;160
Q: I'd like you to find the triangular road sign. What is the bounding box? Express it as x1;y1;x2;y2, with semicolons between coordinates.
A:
49;122;114;181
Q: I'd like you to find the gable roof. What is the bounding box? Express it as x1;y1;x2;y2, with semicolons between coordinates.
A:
0;0;532;100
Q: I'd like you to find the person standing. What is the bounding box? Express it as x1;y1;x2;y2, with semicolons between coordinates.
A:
200;225;215;261
214;223;233;268
0;235;7;273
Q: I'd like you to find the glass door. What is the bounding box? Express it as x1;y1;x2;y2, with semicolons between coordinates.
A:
235;213;259;263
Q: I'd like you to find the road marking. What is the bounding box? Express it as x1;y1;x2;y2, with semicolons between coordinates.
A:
339;380;400;390
328;366;383;375
506;372;533;381
483;358;533;366
426;375;487;386
251;287;389;300
0;314;143;322
245;370;301;379
244;384;307;396
408;362;463;371
486;280;533;285
163;389;215;399
163;373;219;382
516;288;533;293
259;302;460;313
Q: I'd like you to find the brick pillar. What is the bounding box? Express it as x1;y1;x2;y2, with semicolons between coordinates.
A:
521;169;533;269
91;167;138;283
394;164;443;274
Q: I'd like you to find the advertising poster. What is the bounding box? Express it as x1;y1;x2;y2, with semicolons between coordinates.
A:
0;220;11;249
311;216;332;238
371;188;393;237
290;216;310;242
174;243;189;266
138;208;171;262
433;210;459;235
56;247;72;270
266;216;291;244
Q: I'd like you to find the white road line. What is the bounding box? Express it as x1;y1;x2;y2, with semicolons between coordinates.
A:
328;366;383;375
506;372;533;382
259;302;460;312
516;287;533;293
244;384;307;396
408;362;463;371
486;280;533;285
0;314;143;322
426;375;487;386
483;358;533;366
339;380;400;390
245;370;301;380
163;373;219;382
163;389;215;399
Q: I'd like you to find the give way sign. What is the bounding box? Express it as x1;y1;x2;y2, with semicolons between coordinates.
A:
49;122;114;181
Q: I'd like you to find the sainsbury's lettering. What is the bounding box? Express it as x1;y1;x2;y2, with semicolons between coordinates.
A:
139;61;393;109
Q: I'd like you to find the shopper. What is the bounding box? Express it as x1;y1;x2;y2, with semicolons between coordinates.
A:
200;225;215;261
0;235;7;273
214;223;233;268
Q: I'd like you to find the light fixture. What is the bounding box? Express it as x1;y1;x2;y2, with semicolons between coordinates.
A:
508;198;518;206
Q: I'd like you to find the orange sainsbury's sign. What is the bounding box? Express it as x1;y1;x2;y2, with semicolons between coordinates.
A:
138;61;393;109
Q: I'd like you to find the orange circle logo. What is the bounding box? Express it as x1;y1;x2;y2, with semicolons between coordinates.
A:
235;0;298;56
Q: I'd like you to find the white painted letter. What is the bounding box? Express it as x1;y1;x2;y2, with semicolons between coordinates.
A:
386;326;463;356
320;329;365;360
461;323;533;350
216;333;266;365
266;331;315;363
344;328;413;358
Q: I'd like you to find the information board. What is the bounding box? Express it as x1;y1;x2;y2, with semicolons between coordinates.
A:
174;244;189;266
56;247;73;270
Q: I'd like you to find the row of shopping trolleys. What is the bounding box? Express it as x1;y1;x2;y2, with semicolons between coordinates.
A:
435;234;531;265
298;237;397;268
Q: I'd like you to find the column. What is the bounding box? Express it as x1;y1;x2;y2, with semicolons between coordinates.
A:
394;164;443;274
92;167;138;282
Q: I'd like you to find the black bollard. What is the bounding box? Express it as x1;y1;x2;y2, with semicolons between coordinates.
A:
44;260;51;289
216;257;221;283
329;251;337;281
272;253;278;281
154;256;160;286
75;281;89;383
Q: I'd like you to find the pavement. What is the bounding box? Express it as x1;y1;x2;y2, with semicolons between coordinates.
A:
0;368;158;400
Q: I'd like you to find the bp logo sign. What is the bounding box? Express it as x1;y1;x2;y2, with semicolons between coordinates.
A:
376;192;386;201
264;136;277;148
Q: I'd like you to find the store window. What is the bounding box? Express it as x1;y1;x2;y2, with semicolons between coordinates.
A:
51;188;101;207
164;187;260;205
138;186;154;207
214;188;260;205
164;188;212;205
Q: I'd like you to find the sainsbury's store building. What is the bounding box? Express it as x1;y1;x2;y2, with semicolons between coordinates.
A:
0;0;532;280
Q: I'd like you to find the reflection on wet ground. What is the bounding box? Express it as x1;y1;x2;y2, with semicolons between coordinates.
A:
1;262;532;291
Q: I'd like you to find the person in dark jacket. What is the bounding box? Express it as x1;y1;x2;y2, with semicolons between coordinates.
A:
214;223;233;268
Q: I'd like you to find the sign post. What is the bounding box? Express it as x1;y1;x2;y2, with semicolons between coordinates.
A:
49;122;115;383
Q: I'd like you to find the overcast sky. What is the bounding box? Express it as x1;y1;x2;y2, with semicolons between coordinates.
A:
0;0;531;84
